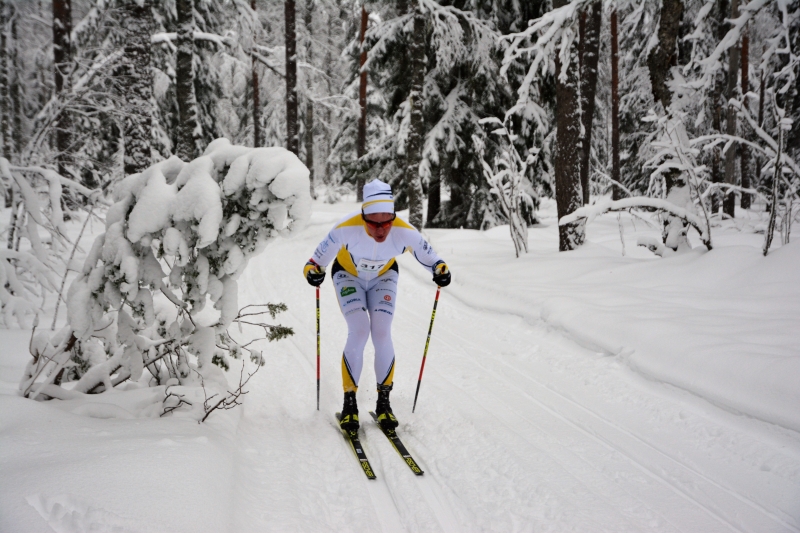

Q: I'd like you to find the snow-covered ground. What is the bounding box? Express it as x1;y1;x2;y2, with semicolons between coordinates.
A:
2;198;799;532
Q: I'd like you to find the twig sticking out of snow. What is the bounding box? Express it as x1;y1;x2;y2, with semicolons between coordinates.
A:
197;362;258;423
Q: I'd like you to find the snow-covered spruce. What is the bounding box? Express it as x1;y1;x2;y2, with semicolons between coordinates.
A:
20;140;311;411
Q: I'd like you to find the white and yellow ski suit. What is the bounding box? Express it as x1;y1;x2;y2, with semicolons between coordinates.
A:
311;211;444;391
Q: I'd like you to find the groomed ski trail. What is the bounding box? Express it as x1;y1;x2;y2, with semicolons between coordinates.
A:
230;204;800;533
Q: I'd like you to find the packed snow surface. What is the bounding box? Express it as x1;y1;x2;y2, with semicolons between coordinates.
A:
1;198;799;532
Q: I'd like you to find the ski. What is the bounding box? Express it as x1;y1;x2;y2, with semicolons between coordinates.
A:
369;412;424;476
335;413;376;480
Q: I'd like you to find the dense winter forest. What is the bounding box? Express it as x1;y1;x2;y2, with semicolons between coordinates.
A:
0;0;796;394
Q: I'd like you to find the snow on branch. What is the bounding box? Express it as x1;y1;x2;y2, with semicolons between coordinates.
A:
501;0;590;109
152;31;232;47
559;197;712;250
1;158;100;328
19;141;309;410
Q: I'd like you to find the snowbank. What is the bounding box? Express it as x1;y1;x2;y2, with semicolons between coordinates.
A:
429;201;800;433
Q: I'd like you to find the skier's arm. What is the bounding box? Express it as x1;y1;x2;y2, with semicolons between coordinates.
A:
310;227;342;267
303;227;342;286
402;229;451;286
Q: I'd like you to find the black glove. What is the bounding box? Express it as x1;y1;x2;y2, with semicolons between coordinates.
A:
432;261;451;287
304;260;326;286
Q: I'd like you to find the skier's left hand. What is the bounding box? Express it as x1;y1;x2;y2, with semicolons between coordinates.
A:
432;261;451;287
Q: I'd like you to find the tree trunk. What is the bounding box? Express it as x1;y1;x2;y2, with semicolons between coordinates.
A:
52;0;73;179
740;25;751;210
356;5;368;202
710;0;727;214
175;0;199;161
251;0;261;148
285;0;299;154
723;0;740;218
118;1;154;175
426;165;441;226
0;0;10;160
647;0;683;110
10;11;21;159
579;0;601;205
304;0;315;197
405;4;425;228
554;0;584;251
610;9;621;200
322;6;334;184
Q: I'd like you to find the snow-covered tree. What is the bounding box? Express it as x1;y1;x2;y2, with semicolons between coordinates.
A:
19;139;311;405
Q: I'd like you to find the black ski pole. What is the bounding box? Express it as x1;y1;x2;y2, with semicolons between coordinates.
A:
316;285;320;411
412;286;441;413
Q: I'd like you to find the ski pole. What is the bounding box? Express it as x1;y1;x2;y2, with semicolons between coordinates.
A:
316;285;320;411
412;286;441;413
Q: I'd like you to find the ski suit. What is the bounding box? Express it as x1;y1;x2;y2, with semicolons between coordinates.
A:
310;211;444;392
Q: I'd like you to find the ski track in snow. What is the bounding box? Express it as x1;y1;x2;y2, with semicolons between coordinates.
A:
229;207;800;533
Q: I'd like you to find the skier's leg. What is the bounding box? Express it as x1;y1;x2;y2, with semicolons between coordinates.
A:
366;269;399;387
367;269;400;429
333;271;370;392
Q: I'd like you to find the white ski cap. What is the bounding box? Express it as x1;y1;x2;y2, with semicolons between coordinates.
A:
362;179;395;215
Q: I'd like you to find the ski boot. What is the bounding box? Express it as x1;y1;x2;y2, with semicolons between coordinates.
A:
339;391;359;432
375;384;399;430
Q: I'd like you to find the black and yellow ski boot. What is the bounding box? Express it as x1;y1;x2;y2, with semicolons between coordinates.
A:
339;391;359;432
375;384;399;430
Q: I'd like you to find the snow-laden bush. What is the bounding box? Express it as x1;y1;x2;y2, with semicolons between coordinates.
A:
20;139;311;407
1;158;98;328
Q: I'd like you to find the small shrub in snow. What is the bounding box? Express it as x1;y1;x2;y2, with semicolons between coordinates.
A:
1;158;98;328
20;139;311;411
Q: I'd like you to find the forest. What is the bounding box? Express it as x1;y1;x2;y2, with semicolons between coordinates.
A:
1;0;796;243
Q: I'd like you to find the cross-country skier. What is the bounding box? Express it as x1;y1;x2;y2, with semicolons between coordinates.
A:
303;179;451;431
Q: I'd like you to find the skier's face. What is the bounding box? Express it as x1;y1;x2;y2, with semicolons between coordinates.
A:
363;212;395;243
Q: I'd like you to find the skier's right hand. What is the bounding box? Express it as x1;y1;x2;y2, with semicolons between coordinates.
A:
432;261;451;287
304;259;326;286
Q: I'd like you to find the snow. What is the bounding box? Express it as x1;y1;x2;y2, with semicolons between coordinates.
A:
1;198;799;532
